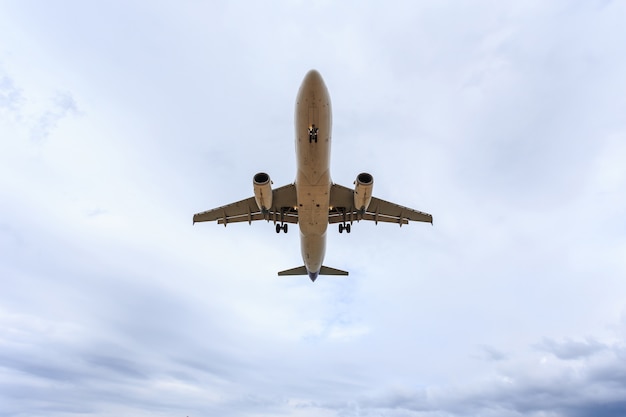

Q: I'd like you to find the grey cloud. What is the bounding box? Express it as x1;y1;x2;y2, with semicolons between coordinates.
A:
0;355;83;383
476;345;508;361
567;401;626;417
176;355;247;382
86;355;148;380
311;338;626;417
0;339;216;416
347;369;626;417
587;357;626;385
535;337;608;360
1;1;626;417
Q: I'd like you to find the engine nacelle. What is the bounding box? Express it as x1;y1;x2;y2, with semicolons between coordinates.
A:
253;172;273;212
354;172;374;212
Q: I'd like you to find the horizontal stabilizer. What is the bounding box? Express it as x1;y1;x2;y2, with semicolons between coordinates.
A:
319;266;349;276
278;266;308;276
277;265;349;276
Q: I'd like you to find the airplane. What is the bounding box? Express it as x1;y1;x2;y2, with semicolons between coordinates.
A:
193;70;432;282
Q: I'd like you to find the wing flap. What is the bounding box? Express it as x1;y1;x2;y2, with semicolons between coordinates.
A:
328;213;409;225
368;196;433;224
193;196;258;224
217;213;298;225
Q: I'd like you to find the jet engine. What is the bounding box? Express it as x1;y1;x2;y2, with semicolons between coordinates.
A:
253;172;273;212
353;172;373;212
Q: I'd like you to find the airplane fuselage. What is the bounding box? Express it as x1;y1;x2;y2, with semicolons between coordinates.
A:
192;70;433;281
294;70;332;280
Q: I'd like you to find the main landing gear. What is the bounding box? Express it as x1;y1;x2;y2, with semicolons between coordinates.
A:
276;223;288;233
338;223;351;234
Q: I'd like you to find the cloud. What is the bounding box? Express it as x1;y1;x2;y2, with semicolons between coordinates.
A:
1;1;626;416
535;337;609;360
29;91;79;142
0;67;79;143
476;345;508;362
338;338;626;417
0;71;22;116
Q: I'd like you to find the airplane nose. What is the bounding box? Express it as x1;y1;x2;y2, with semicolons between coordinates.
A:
302;69;325;88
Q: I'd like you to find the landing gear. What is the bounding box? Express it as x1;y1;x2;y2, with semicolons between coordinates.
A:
308;125;318;143
276;223;288;233
338;207;352;234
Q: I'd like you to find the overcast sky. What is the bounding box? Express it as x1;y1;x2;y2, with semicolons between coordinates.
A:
1;1;626;416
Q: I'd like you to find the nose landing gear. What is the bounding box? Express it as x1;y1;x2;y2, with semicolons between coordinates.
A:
308;125;318;143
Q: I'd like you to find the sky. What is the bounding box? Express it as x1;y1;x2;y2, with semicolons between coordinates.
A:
1;1;626;416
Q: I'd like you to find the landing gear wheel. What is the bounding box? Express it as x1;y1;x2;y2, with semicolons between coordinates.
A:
346;224;351;233
276;224;281;233
339;224;344;233
283;224;288;233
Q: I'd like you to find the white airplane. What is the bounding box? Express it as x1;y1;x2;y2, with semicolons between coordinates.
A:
193;70;432;281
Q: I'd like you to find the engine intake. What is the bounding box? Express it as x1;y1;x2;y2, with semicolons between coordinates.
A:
253;172;273;212
354;172;373;212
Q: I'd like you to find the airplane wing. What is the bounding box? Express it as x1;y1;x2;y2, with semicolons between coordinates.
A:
193;184;298;225
328;184;432;225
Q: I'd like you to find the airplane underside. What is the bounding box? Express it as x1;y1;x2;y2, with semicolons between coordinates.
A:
192;70;432;281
